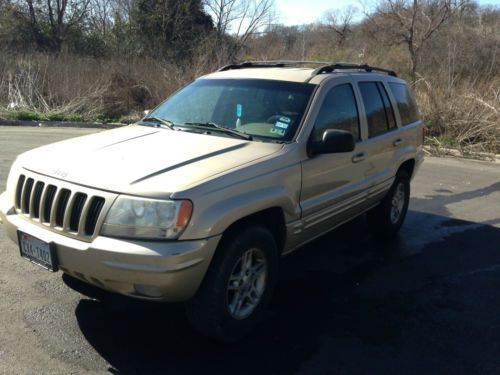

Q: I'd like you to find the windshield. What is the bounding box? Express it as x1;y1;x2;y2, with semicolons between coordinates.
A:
148;78;315;141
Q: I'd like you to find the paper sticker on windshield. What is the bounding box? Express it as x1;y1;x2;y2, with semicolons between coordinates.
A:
271;120;289;136
236;104;243;117
279;116;291;124
274;121;289;129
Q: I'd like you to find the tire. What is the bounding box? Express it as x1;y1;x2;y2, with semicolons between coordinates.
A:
367;170;410;239
185;225;278;342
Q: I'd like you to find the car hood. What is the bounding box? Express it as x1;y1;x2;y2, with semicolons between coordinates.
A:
17;125;283;197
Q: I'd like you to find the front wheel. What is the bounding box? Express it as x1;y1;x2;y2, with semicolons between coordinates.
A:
185;225;278;342
368;170;410;239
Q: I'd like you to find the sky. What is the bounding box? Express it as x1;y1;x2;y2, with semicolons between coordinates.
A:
274;0;500;26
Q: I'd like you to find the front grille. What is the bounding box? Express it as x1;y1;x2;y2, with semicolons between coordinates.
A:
85;197;105;236
31;181;45;219
70;193;87;232
55;189;71;227
15;175;25;208
14;173;107;238
43;185;57;222
22;178;34;213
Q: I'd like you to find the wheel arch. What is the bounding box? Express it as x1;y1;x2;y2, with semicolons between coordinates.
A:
398;158;415;179
220;207;286;255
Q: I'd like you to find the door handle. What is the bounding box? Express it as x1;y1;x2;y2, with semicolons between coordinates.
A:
393;138;404;147
352;152;367;163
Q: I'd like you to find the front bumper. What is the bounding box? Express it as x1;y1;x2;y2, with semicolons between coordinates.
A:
0;192;220;301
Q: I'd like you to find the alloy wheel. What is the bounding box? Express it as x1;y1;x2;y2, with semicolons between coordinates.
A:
226;248;268;320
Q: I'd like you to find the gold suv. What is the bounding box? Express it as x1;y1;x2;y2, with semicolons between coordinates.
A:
0;61;424;341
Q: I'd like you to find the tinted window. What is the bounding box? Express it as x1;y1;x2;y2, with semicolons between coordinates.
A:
388;83;419;125
359;82;390;138
312;84;360;142
150;79;315;141
378;83;397;129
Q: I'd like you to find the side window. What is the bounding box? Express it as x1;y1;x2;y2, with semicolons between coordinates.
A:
388;83;420;125
358;82;391;138
312;84;360;142
377;83;397;129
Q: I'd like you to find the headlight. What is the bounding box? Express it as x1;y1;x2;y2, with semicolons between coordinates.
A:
101;196;192;239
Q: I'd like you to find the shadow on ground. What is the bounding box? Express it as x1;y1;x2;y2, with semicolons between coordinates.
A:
65;211;500;374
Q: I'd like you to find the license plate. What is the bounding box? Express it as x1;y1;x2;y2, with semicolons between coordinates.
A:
18;231;58;272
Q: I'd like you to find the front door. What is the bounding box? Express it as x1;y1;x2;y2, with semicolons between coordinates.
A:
298;78;372;244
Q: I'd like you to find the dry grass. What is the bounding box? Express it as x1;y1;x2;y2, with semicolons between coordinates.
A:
417;77;500;154
0;52;498;154
0;54;212;121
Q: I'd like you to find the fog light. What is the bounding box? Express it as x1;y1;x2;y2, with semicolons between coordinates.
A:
134;284;163;298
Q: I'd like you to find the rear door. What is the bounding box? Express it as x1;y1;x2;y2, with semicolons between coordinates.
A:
386;81;424;165
352;78;401;199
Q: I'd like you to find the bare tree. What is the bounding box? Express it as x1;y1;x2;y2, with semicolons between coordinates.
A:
112;0;133;20
322;6;357;47
205;0;240;37
204;0;275;60
88;0;114;40
370;0;468;82
23;0;91;52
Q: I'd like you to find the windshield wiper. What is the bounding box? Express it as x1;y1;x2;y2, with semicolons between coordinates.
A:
183;122;252;140
141;117;175;130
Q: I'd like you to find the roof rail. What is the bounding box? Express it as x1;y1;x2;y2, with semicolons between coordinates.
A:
311;63;397;77
217;61;398;80
217;60;331;72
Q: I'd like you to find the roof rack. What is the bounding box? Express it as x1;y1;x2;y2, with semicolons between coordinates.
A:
310;63;397;77
216;60;398;79
217;60;331;72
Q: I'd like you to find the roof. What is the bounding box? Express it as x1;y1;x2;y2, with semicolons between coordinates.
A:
202;67;320;84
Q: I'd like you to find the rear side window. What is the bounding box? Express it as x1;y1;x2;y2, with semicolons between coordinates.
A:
378;83;397;129
359;82;394;138
312;84;360;142
388;83;420;125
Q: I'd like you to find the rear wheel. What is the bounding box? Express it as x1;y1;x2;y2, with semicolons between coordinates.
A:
368;170;410;239
185;225;278;342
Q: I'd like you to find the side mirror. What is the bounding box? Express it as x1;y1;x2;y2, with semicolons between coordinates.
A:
143;109;151;117
310;129;355;155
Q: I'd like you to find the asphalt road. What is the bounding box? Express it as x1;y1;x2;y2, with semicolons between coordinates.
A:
0;126;499;374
